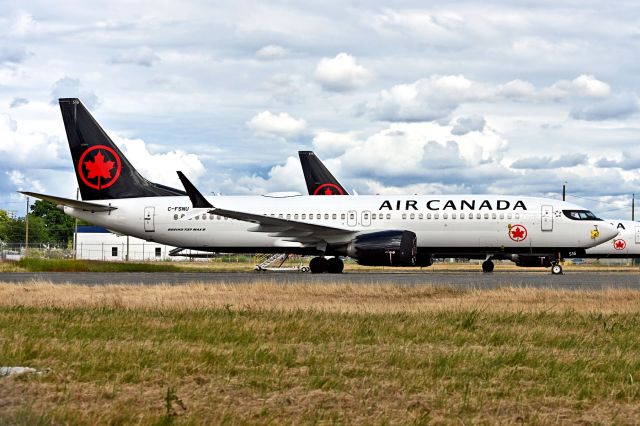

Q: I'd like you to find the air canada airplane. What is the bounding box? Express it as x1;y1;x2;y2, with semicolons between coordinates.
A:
299;151;638;265
21;99;618;275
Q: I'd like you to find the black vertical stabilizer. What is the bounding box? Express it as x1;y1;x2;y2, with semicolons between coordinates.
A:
59;98;186;200
298;151;348;195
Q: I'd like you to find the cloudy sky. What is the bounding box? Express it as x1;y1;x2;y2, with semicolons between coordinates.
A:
1;0;639;217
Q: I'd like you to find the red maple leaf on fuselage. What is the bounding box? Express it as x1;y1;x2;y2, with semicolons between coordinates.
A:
84;151;114;188
511;227;525;239
615;240;626;249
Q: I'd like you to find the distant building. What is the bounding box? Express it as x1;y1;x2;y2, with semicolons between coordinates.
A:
75;226;208;261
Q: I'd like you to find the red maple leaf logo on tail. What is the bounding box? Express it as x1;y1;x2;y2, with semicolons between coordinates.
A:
84;151;115;189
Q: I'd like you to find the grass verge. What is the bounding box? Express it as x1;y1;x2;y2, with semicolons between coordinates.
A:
1;283;640;424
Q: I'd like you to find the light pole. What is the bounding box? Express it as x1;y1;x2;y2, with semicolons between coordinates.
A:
24;196;30;258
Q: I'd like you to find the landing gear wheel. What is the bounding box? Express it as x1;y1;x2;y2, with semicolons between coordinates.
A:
309;257;327;274
326;257;344;274
551;264;563;275
482;260;495;273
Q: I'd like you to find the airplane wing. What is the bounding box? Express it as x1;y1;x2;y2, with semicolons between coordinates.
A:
19;191;117;212
176;172;354;244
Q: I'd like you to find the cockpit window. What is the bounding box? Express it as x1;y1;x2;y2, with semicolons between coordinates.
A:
562;210;601;220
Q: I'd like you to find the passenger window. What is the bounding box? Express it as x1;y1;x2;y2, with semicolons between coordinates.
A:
469;213;473;219
195;215;199;220
341;213;346;220
386;213;391;220
452;213;457;219
418;213;423;219
460;213;465;219
484;213;489;219
270;214;274;217
427;213;432;219
476;213;481;219
278;214;283;218
372;213;376;220
324;213;329;220
286;214;291;219
302;214;306;219
515;213;520;219
492;213;496;219
443;213;448;219
402;213;407;219
507;213;512;219
173;214;178;220
332;213;337;219
499;213;504;219
434;213;439;219
410;213;415;220
294;214;299;219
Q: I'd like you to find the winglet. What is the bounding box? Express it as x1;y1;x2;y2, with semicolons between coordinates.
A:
176;171;213;208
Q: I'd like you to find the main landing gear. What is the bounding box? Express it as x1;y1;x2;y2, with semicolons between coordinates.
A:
309;256;344;274
481;259;495;273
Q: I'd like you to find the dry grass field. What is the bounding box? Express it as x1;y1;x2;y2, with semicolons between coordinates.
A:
1;281;640;424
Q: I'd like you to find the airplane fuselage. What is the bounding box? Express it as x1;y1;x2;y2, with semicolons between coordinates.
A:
65;194;615;257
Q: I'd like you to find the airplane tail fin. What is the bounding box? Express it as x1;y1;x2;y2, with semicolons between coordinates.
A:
298;151;348;196
59;98;185;200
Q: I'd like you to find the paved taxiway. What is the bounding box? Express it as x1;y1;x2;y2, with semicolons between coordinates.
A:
0;271;639;289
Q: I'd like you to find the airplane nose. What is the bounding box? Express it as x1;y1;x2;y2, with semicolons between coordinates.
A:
596;222;619;243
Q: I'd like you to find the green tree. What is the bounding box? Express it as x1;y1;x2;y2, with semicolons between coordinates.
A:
29;200;76;244
2;216;50;244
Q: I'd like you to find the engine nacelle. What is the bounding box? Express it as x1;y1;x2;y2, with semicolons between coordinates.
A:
510;254;552;268
345;230;417;266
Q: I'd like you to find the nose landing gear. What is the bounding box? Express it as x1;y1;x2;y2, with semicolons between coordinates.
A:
551;262;563;275
309;256;344;274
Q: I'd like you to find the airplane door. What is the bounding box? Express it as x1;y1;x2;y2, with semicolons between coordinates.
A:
541;205;553;231
362;210;371;227
144;207;155;232
347;210;357;226
636;227;640;244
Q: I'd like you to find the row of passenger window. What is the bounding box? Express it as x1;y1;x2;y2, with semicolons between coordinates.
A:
401;212;520;220
173;212;520;221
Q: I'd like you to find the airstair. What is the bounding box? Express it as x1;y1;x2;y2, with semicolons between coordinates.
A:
254;253;309;272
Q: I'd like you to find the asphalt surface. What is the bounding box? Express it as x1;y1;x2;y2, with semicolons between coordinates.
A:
1;271;639;289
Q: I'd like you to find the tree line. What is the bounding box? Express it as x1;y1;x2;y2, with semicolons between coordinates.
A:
0;201;77;246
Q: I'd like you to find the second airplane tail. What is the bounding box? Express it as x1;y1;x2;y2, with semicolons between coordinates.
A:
59;98;185;201
298;151;348;196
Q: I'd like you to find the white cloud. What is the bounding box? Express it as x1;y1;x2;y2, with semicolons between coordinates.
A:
314;53;373;91
6;170;44;193
108;46;160;67
543;75;611;100
247;110;306;138
256;44;289;59
225;156;306;195
112;136;206;188
50;77;99;110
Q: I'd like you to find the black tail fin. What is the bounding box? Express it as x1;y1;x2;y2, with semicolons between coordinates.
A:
298;151;348;195
59;98;186;200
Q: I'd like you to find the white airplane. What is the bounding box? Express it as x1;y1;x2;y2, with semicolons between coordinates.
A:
21;99;618;275
299;151;640;264
585;220;640;258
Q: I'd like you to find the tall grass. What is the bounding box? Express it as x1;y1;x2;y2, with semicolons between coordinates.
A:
1;283;640;424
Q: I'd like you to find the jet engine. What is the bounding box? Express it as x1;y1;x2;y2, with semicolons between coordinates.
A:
343;230;417;266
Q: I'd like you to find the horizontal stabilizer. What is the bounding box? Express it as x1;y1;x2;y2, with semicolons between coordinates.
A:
19;191;117;212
